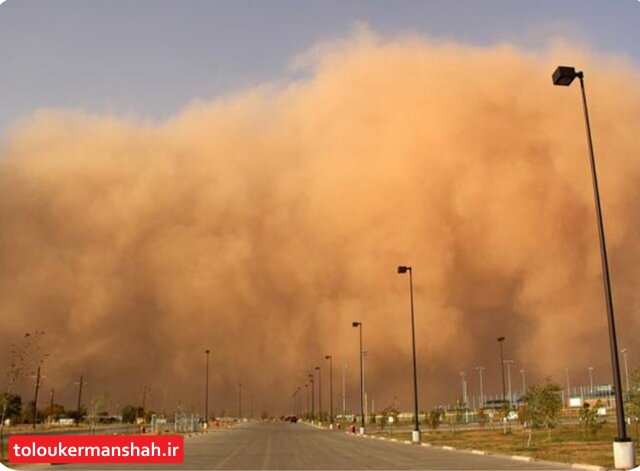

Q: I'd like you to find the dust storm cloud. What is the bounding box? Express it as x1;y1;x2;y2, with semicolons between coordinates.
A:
1;33;639;416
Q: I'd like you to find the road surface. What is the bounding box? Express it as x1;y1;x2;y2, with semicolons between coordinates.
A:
12;420;571;470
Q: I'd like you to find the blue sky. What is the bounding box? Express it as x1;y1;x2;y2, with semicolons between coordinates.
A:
0;0;638;137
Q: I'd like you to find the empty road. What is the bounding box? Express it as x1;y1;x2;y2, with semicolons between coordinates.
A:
17;421;572;470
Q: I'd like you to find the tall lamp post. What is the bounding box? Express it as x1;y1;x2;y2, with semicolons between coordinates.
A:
204;349;210;428
497;337;509;433
75;374;86;427
342;364;348;417
459;371;467;405
308;374;315;421
304;384;309;418
238;383;242;419
315;366;322;423
352;321;365;435
552;65;633;468
565;367;572;407
475;366;485;408
504;360;514;406
588;367;594;394
32;364;42;429
397;265;421;443
497;337;506;404
325;355;334;428
621;349;630;393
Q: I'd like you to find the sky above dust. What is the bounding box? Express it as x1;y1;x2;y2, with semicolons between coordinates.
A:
1;1;639;417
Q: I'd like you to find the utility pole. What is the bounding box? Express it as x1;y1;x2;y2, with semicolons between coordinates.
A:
32;365;42;429
475;366;485;408
342;363;347;417
75;374;86;427
49;389;54;424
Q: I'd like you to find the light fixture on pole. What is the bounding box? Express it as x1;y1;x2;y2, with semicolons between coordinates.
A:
497;337;509;433
552;65;633;468
304;384;309;418
308;373;315;421
32;365;42;429
397;265;421;443
204;349;210;428
352;321;365;435
325;355;334;428
460;371;467;406
565;367;572;407
342;363;347;418
621;349;630;393
475;366;485;409
315;366;322;423
588;366;594;393
75;374;87;427
497;337;506;404
504;360;514;406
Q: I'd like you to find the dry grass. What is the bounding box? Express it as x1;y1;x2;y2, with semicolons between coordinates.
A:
373;423;640;468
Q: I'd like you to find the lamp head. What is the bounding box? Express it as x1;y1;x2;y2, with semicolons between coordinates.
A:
397;265;410;274
352;321;361;327
552;66;581;86
325;355;331;359
497;336;505;342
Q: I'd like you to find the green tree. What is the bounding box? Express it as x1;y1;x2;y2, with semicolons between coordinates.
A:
425;407;443;430
0;393;22;424
1;331;45;460
476;408;488;427
579;400;604;439
518;379;563;445
453;398;467;429
121;405;140;424
69;405;88;425
22;400;38;425
379;403;399;432
42;403;66;421
624;367;640;440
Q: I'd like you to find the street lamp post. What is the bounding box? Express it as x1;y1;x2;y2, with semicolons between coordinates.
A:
475;366;485;408
75;374;86;427
304;384;309;418
621;349;630;392
325;355;334;428
315;366;322;423
504;360;514;406
48;389;54;425
553;65;634;468
565;367;572;407
520;369;526;396
588;367;594;394
497;337;506;403
32;365;42;429
308;374;315;421
238;383;242;419
205;349;210;428
497;337;509;433
342;363;347;418
352;321;365;435
460;371;467;405
460;371;468;423
397;265;421;443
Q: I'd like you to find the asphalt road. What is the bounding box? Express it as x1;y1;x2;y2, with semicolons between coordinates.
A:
12;421;572;470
